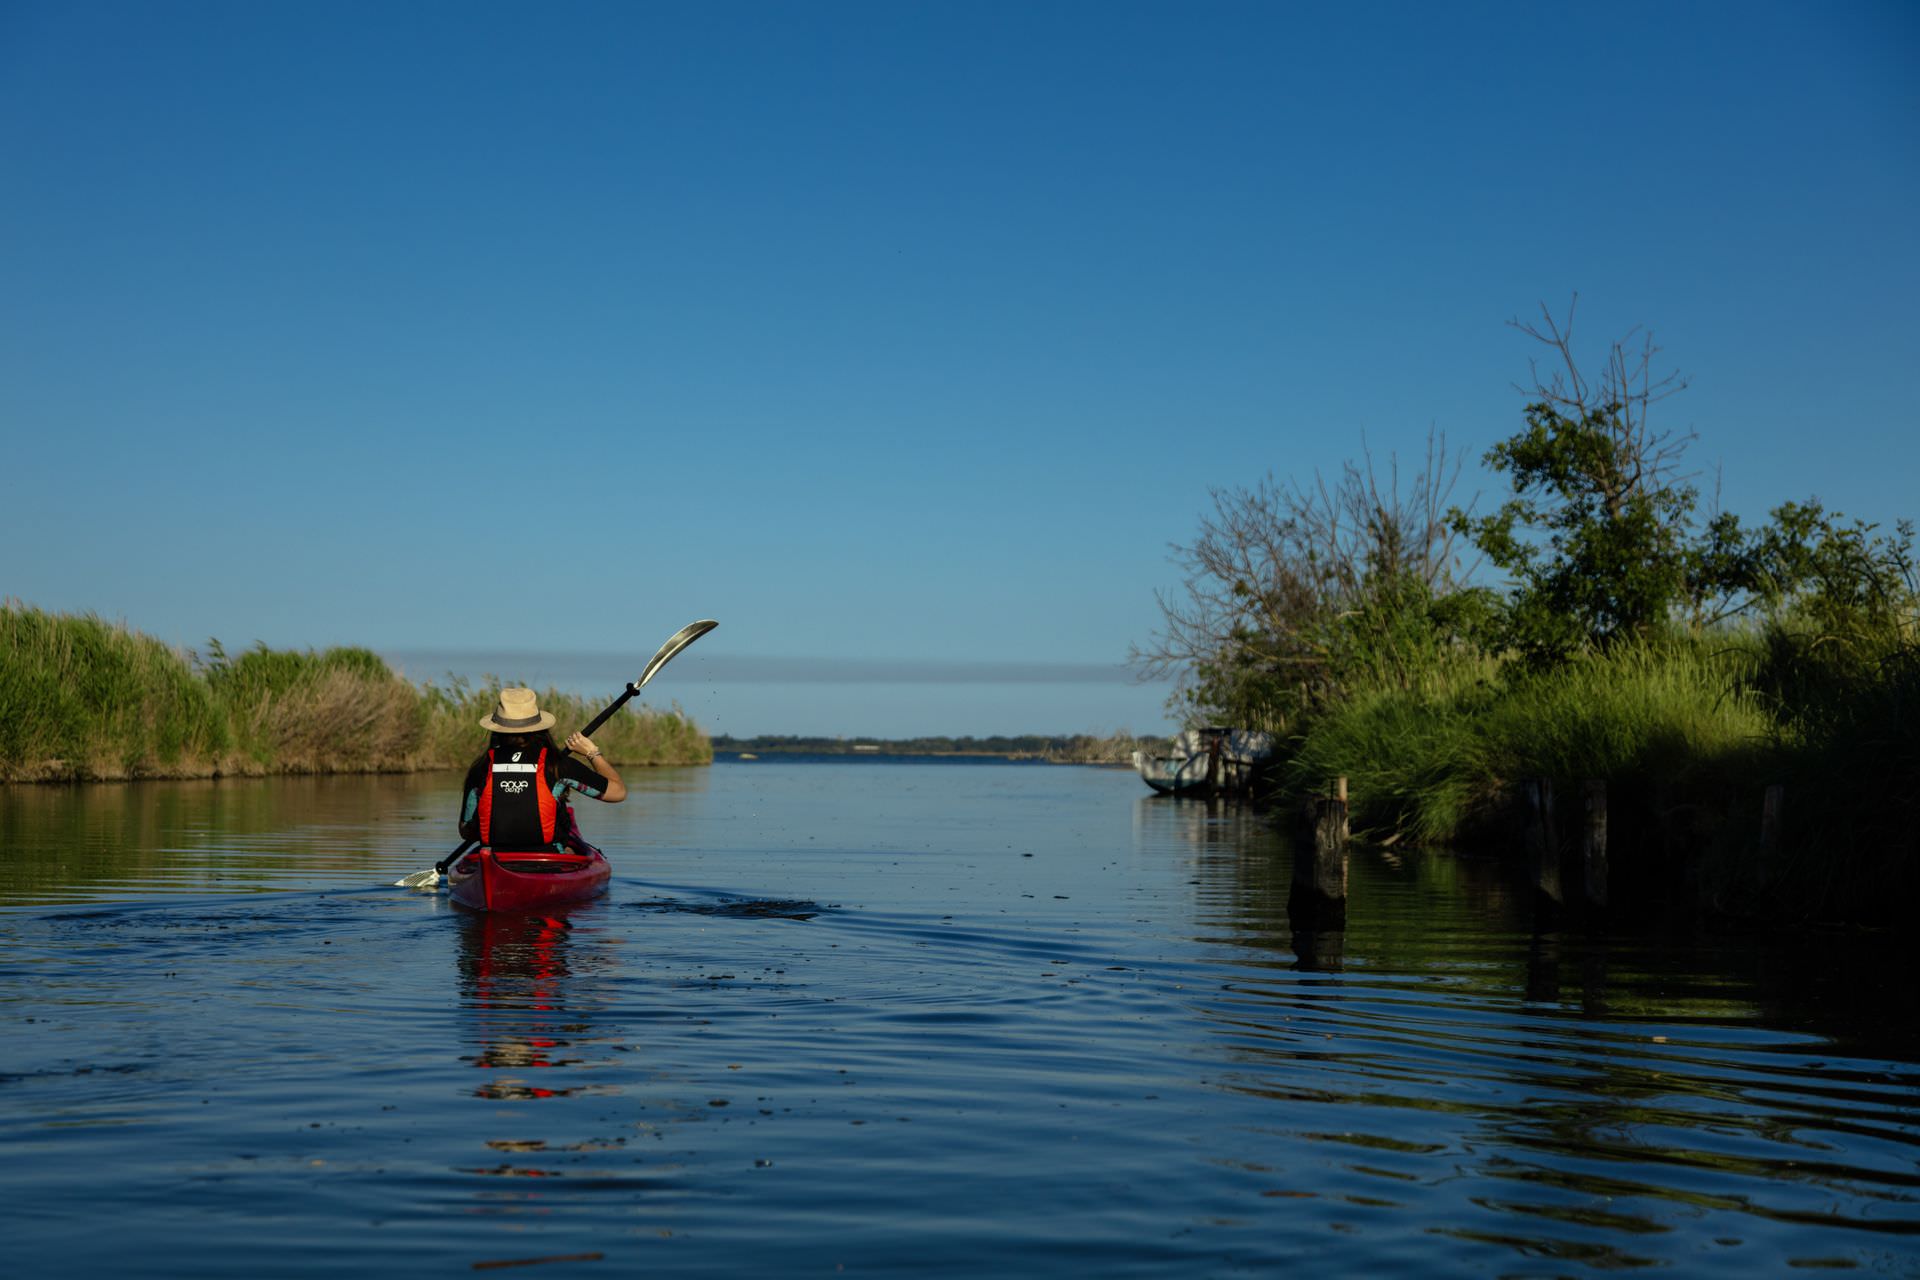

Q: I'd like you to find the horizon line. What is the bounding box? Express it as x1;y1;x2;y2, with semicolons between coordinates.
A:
379;649;1171;686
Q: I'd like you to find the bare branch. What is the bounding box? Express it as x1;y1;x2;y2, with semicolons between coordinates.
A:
1508;296;1697;504
1133;429;1477;726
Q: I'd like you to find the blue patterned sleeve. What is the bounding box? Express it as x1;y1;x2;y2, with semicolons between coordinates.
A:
558;775;605;801
551;753;608;800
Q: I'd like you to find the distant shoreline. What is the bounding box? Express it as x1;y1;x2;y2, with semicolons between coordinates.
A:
711;732;1165;765
715;749;1136;768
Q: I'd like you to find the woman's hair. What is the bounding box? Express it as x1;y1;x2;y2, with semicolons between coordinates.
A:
470;729;564;789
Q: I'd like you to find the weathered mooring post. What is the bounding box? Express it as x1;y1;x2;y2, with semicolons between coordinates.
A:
1759;783;1785;861
1524;778;1560;906
1290;776;1349;928
1581;779;1608;910
1525;929;1561;1005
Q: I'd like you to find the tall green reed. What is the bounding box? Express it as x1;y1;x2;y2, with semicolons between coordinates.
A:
1278;641;1774;847
1;603;229;778
0;604;710;781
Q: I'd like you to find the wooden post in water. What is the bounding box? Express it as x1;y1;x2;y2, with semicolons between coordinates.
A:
1581;779;1608;910
1291;775;1349;926
1759;784;1785;860
1325;776;1350;903
1525;779;1561;906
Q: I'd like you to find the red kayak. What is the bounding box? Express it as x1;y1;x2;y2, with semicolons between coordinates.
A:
447;843;611;913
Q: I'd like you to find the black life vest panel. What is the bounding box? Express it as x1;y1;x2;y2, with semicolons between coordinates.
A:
475;746;559;850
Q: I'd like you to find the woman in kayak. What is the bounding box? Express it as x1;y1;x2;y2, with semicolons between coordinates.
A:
458;688;627;852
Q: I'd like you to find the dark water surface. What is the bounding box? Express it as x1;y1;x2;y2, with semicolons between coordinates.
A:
2;761;1915;1276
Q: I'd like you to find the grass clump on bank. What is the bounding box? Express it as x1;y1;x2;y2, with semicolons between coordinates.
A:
1472;641;1774;823
0;603;711;782
1273;655;1496;846
1;605;231;779
1279;642;1775;844
1268;618;1918;922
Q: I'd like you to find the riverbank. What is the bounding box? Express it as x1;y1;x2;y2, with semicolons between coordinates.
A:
0;604;711;782
1137;315;1920;928
1266;630;1918;927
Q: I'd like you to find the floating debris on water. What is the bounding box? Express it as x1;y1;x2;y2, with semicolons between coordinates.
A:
627;898;821;921
470;1251;605;1270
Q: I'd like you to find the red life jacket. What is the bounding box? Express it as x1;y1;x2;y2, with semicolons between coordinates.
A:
475;746;559;850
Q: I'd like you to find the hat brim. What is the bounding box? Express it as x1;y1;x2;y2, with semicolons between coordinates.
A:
479;711;557;734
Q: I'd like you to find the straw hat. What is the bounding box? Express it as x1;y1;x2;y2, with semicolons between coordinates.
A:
479;687;556;734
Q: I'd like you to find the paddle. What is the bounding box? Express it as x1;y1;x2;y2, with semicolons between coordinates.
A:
394;619;719;890
393;838;480;890
577;619;719;739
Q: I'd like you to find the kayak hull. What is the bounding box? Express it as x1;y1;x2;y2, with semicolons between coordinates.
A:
448;845;611;913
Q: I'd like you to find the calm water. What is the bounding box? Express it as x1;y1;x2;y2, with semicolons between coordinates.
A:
1;761;1915;1276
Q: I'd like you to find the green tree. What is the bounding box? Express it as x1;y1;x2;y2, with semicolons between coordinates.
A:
1452;300;1710;662
1745;500;1915;634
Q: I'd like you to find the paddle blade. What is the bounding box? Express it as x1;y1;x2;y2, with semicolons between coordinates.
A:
579;619;720;740
395;867;442;890
634;619;718;690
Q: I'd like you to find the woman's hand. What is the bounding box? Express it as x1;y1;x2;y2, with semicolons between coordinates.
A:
568;731;626;802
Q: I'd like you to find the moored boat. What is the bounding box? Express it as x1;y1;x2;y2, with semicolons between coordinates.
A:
1131;746;1216;795
1132;728;1275;797
447;842;611;912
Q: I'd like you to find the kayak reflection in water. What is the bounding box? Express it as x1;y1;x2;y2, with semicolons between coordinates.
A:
458;912;588;1103
459;688;627;855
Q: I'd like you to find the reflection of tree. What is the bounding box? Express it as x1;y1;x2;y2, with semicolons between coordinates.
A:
1157;808;1920;1257
1143;792;1531;974
0;772;457;904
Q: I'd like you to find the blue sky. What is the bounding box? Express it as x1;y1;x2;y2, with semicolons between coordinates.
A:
3;1;1916;735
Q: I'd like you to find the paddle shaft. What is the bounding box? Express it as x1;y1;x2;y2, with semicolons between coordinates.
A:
435;839;478;875
579;683;641;740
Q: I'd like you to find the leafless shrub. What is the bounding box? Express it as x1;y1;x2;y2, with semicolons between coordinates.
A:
1133;430;1475;730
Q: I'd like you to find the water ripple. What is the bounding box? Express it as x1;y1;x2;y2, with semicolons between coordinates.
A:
1;766;1916;1275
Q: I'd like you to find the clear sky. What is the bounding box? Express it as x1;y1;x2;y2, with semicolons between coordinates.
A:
3;1;1916;735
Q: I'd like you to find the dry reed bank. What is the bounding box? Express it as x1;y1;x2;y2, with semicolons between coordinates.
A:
0;604;710;782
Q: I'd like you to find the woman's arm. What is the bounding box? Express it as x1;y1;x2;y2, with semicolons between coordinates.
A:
458;761;483;840
566;732;628;803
